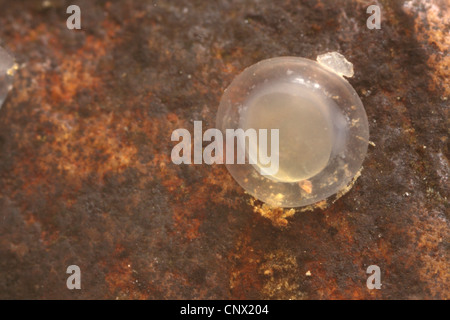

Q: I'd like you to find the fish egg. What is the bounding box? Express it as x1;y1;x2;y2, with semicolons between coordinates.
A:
216;53;369;208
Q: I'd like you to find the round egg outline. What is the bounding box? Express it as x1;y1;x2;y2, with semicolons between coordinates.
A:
216;56;370;208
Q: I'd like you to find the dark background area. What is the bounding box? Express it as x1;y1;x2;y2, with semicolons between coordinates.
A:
0;0;448;299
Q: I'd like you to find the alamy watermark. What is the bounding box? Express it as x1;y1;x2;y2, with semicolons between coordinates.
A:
65;4;380;31
366;265;382;289
66;265;81;290
66;5;81;30
171;121;280;176
366;5;381;29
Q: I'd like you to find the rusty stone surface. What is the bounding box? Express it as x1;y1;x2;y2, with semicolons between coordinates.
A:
0;0;448;299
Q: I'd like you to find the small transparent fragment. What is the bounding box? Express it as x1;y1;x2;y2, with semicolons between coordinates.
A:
0;46;15;109
317;52;354;78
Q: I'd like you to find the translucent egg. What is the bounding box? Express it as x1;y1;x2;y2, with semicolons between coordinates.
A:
216;53;369;208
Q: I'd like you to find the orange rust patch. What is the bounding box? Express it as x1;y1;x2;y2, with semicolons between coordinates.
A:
250;198;295;228
103;245;149;299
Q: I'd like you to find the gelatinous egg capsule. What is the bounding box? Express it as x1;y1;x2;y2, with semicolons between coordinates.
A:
0;46;15;109
216;52;369;208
